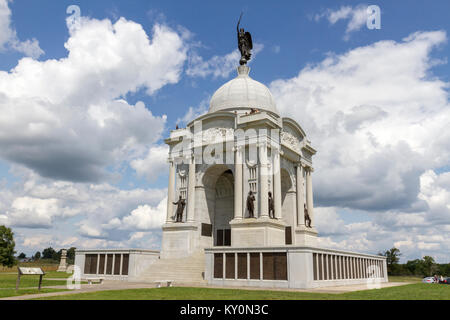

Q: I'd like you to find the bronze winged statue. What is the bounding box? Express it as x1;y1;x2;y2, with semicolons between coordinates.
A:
237;13;253;65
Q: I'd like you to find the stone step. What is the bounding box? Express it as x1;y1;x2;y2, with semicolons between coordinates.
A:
135;252;206;283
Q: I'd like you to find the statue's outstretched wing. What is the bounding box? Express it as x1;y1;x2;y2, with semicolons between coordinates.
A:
245;32;253;49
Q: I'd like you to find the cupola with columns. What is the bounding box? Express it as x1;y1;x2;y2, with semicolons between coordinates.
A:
162;65;317;259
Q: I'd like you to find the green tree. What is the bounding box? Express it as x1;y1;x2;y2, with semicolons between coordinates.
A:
18;252;26;259
33;251;41;260
53;249;62;261
42;247;56;259
406;259;422;276
382;247;401;274
67;247;76;264
0;225;16;268
422;256;438;277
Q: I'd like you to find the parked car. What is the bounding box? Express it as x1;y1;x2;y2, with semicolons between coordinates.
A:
422;277;436;283
439;277;450;284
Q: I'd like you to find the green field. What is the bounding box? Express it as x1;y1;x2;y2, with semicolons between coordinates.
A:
0;273;71;289
0;288;68;299
0;271;73;298
39;283;450;300
0;260;60;273
386;276;422;282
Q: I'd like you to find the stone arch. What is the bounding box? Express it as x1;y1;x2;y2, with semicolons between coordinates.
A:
201;164;234;246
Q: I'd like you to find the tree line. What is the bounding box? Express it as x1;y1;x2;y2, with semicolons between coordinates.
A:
380;247;450;277
19;247;77;265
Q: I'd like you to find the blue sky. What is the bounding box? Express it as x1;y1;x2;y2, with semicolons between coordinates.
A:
0;0;449;262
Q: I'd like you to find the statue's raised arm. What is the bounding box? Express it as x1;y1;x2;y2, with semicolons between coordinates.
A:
237;13;253;65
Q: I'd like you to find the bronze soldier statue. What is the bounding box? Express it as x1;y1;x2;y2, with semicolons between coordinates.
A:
237;13;253;65
268;191;275;219
173;196;186;222
247;191;256;218
304;203;312;228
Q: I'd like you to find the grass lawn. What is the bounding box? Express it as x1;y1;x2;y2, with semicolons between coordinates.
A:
42;271;73;279
388;276;422;283
0;273;70;289
0;272;75;298
0;288;68;299
0;260;60;273
39;283;450;300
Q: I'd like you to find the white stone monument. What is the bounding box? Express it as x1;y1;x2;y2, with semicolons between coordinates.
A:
74;52;388;289
57;249;68;272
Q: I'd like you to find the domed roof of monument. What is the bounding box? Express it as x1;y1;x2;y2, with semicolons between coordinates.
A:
209;65;279;115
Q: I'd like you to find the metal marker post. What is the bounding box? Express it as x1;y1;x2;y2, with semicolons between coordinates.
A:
16;268;21;292
38;274;43;291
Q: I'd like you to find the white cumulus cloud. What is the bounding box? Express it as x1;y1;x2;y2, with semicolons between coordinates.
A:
271;30;450;262
0;0;44;58
314;4;371;40
0;15;187;183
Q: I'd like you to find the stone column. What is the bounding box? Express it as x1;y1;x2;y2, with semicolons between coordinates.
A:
259;143;269;218
273;148;282;219
186;156;196;222
234;146;243;219
305;167;314;227
296;165;305;226
166;160;176;223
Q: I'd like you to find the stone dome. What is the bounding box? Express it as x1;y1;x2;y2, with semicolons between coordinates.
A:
209;66;279;115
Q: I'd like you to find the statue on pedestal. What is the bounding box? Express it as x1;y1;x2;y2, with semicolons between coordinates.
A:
247;191;255;218
173;196;186;222
268;192;275;219
304;203;312;228
237;13;253;65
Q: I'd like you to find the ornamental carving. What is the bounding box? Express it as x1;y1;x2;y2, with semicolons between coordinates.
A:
281;130;301;154
202;128;234;143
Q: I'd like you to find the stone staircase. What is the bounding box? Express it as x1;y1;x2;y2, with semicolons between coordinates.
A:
132;251;207;285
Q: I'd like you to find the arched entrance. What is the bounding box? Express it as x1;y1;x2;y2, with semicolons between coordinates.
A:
202;165;234;246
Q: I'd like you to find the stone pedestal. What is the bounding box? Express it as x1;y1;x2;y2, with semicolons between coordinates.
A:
294;226;318;246
229;217;286;247
161;223;199;259
57;249;68;272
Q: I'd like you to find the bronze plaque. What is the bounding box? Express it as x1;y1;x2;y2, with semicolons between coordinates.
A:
274;253;287;280
201;223;212;237
114;254;121;275
88;254;98;275
224;229;231;246
216;229;224;246
285;226;292;245
250;253;260;280
262;253;274;280
122;254;129;276
214;253;223;279
225;253;235;279
237;253;247;279
98;254;105;275
106;254;113;275
84;254;91;274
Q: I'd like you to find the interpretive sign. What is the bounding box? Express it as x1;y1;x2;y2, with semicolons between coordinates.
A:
16;267;45;291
